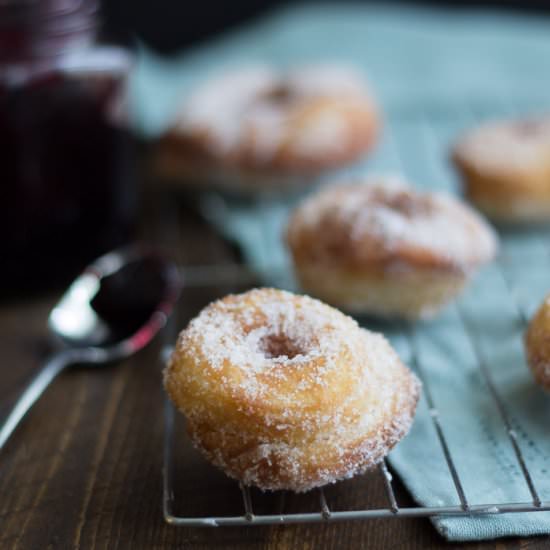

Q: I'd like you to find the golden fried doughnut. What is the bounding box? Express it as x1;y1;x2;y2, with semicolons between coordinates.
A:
155;65;380;193
452;117;550;223
286;177;498;319
164;288;420;492
525;294;550;391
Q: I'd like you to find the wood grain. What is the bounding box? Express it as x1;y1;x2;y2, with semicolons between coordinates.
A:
1;194;549;549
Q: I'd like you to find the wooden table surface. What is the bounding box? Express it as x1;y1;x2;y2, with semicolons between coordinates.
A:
1;196;549;550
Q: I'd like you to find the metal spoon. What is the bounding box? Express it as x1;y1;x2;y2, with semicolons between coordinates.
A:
0;246;181;451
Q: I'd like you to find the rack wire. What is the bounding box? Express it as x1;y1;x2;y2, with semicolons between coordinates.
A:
162;262;550;528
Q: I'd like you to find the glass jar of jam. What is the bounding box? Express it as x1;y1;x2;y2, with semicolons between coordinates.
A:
0;0;136;295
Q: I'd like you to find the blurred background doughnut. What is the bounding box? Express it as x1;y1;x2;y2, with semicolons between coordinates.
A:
287;177;498;319
154;64;380;193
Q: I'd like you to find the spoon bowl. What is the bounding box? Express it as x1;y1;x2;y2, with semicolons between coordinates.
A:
50;247;179;349
0;246;181;451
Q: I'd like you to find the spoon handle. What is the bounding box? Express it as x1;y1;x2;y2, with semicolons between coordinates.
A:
0;350;75;451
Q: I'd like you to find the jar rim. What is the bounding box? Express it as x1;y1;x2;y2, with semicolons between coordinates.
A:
0;0;98;27
0;0;98;63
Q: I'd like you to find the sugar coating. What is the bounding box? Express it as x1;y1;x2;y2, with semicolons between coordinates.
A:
287;177;498;272
164;288;421;492
454;117;550;172
172;64;373;162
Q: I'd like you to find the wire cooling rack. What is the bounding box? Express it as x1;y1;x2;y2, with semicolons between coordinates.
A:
159;99;550;527
161;260;550;528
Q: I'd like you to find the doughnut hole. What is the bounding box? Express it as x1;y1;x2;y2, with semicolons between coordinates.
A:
513;119;545;138
370;188;434;219
259;83;295;106
259;332;308;360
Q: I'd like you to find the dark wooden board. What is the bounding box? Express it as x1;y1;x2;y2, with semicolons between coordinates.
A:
1;195;549;549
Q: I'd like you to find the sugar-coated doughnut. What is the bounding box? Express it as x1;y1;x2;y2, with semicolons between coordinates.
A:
452;117;550;223
525;294;550;391
286;177;498;320
155;64;380;193
164;288;420;492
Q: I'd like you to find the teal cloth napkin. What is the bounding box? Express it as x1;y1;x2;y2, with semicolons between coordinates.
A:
130;3;550;540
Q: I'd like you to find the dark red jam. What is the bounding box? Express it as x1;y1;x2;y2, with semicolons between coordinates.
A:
0;0;136;295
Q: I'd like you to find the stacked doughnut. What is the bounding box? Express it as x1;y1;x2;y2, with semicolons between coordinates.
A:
164;288;420;492
155;65;380;192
